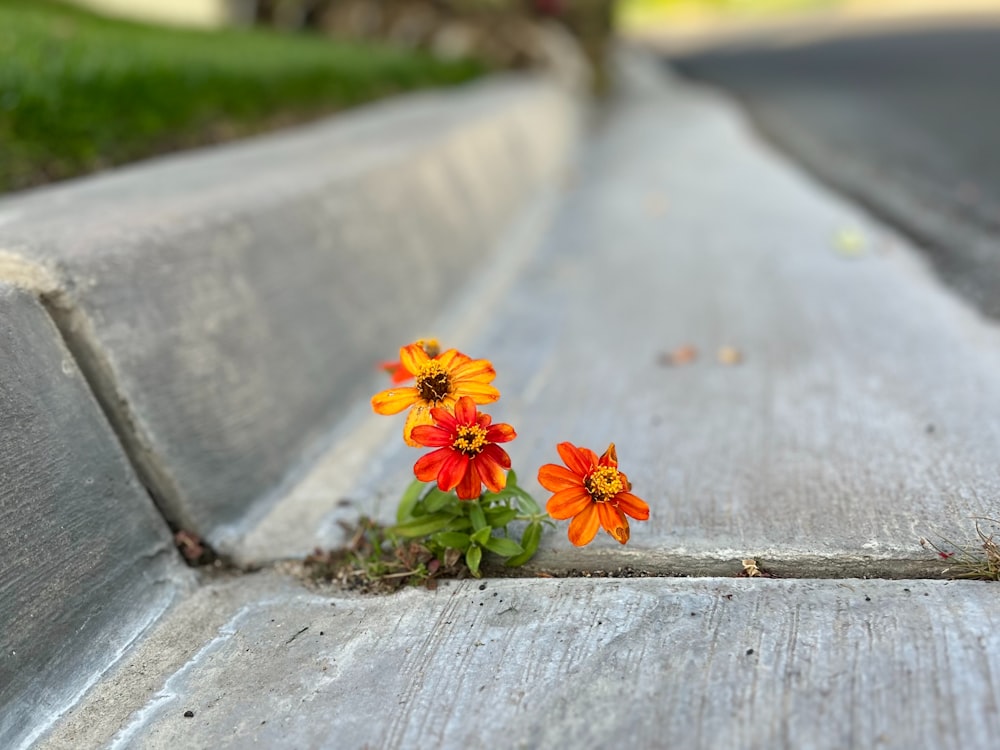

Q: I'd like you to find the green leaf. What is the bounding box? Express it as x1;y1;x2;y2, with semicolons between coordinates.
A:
470;526;493;547
506;468;518;487
423;487;455;513
484;507;518;528
469;502;487;531
483;537;523;557
431;531;471;551
505;522;542;567
466;545;482;577
515;491;542;516
487;481;542;515
390;512;456;538
396;478;426;523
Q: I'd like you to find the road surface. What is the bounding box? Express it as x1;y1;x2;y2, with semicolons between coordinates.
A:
673;23;1000;319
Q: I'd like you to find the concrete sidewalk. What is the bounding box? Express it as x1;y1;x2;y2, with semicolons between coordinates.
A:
28;54;1000;748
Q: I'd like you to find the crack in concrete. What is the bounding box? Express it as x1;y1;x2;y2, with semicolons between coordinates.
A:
195;551;958;593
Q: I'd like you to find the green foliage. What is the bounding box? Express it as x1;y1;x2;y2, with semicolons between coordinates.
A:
307;474;551;592
0;0;484;192
391;474;552;578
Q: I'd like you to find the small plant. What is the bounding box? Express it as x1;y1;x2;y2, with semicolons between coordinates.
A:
305;517;467;593
921;517;1000;581
392;468;550;577
309;339;650;590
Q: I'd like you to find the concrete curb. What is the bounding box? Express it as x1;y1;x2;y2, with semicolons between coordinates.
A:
0;75;581;547
0;284;194;750
0;73;581;747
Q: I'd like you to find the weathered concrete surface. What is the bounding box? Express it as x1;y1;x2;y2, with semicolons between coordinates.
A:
39;574;1000;750
0;284;193;750
0;77;579;548
237;54;1000;576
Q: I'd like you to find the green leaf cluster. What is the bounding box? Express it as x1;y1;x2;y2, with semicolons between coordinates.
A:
391;470;551;577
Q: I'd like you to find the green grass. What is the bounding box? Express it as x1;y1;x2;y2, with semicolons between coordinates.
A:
0;1;484;193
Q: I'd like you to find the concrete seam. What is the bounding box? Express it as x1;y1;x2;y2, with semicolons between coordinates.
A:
0;254;190;533
40;297;191;528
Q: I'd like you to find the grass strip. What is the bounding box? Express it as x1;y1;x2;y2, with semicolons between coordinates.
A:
0;0;484;192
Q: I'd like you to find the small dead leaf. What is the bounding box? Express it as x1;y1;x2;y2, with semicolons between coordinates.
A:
740;558;761;577
739;558;775;578
658;344;698;367
717;346;743;366
174;530;205;563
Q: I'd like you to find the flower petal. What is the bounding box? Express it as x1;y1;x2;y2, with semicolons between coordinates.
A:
546;487;592;520
481;443;511;470
381;360;413;383
597;502;630;544
455;459;481;500
413;447;452;483
410;424;452;448
399;343;429;375
403;403;435;446
598;443;618;468
476;447;510;493
455;382;500;403
485;422;516;444
615;492;650;520
537;463;583;492
437;451;469;492
429;405;458;431
453;395;478;425
436;349;467;368
556;442;596;476
371;387;418;415
567;503;600;547
450;358;496;383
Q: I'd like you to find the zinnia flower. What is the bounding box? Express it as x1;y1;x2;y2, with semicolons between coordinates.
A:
380;338;441;383
371;343;499;446
411;396;516;500
538;442;649;546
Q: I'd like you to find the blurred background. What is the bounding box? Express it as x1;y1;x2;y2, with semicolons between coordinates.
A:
4;0;1000;319
639;0;1000;321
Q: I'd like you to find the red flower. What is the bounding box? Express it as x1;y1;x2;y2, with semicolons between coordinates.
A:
411;396;516;500
538;442;649;546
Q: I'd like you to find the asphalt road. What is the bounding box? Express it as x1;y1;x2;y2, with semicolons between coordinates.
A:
672;24;1000;319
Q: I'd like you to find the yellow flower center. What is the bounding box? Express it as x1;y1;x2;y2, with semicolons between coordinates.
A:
416;361;452;403
452;424;488;456
584;466;624;503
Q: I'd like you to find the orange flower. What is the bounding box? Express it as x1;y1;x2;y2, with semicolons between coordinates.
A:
371;343;499;446
538;442;649;546
380;338;441;383
411;396;516;500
